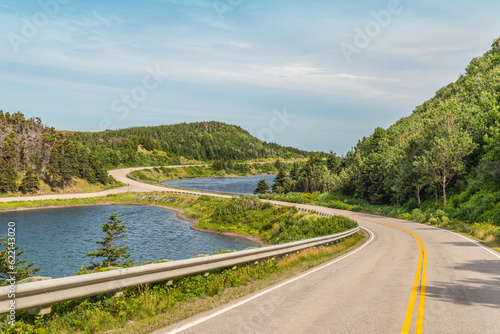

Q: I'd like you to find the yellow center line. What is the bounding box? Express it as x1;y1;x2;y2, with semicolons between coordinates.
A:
346;214;427;334
415;233;427;334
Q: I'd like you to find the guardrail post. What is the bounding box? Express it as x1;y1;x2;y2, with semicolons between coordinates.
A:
106;290;124;298
19;276;53;324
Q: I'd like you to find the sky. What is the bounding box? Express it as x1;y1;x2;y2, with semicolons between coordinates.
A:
0;0;499;154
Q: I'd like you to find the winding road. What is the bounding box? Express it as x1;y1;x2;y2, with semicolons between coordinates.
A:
1;167;499;333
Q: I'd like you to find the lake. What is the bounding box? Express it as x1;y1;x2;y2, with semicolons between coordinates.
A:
0;205;257;278
161;174;276;195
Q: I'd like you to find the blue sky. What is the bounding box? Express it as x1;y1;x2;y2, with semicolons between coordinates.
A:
1;0;499;153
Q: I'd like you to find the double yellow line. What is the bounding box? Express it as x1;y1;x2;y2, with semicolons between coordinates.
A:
349;215;427;334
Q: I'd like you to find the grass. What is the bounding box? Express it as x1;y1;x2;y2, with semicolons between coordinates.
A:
2;231;366;334
260;192;500;252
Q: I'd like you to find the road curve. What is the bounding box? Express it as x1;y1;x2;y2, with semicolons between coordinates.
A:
1;167;499;333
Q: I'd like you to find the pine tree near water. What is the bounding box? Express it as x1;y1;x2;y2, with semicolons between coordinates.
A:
254;179;270;194
272;168;287;192
0;237;40;285
86;213;132;268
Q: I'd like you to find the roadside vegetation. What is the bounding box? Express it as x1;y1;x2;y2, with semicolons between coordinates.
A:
260;192;500;252
0;193;359;333
0;193;356;247
2;231;365;334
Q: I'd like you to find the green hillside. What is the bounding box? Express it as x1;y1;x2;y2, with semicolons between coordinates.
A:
0;115;309;194
336;37;500;224
70;121;309;165
261;37;500;226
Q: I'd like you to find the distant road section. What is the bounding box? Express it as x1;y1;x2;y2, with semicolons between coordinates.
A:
1;166;499;333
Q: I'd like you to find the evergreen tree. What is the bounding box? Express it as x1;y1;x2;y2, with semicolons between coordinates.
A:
272;168;287;192
274;159;282;170
19;169;40;194
254;179;270;194
0;236;40;285
86;213;132;268
0;133;18;193
289;162;299;181
326;152;341;174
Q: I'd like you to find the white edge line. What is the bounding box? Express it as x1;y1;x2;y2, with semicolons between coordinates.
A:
162;227;374;334
448;230;500;259
329;206;499;260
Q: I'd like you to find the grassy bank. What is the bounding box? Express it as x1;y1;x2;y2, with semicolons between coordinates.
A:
4;231;365;334
1;193;361;333
260;192;500;252
0;193;356;245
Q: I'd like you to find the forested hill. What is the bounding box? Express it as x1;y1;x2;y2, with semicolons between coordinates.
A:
336;37;500;223
0;114;309;194
0;112;109;193
70;121;309;164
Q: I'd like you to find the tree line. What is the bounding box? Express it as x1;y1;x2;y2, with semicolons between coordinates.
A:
0;114;311;194
260;37;500;225
0;111;109;194
70;121;310;168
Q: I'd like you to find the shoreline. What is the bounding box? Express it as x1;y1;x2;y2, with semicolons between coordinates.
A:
138;172;277;184
0;201;265;247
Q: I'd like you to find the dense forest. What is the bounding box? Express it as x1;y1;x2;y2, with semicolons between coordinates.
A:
0;112;109;194
0;115;309;194
269;37;500;225
70;122;310;167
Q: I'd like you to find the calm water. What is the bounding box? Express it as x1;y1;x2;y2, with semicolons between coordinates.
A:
162;174;276;195
0;205;257;278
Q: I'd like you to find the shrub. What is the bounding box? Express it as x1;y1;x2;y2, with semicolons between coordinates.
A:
411;209;426;222
428;218;438;225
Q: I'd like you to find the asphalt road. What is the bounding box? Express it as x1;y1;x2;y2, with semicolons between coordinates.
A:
2;167;499;333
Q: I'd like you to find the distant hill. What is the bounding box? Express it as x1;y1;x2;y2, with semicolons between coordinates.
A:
70;121;310;164
337;37;500;224
0;115;309;194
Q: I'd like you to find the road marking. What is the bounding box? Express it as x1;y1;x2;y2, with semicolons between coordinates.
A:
402;232;422;334
416;233;427;334
347;215;427;334
440;229;500;259
160;228;375;334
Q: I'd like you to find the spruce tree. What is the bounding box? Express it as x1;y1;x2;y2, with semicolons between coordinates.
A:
254;179;270;194
0;134;18;193
19;169;40;194
86;213;132;268
0;237;40;285
272;168;287;193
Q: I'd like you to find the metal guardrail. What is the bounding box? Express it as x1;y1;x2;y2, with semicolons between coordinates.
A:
0;227;358;314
